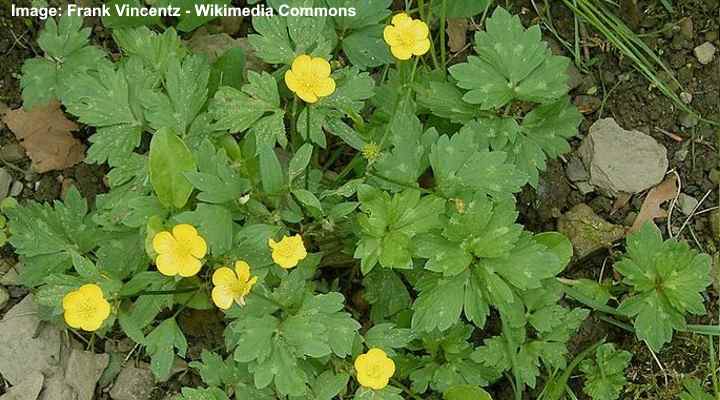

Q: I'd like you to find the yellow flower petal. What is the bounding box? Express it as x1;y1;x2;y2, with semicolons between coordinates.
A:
391;13;411;25
79;283;104;298
62;284;111;332
313;77;336;98
354;348;395;390
212;286;235;310
156;253;180;276
235;261;251;282
178;256;202;277
310;57;331;77
212;267;237;286
152;231;176;254
390;44;413;60
284;70;302;93
383;26;402;47
296;88;319;103
292;54;314;76
410;20;430;41
172;224;198;242
412;38;431;56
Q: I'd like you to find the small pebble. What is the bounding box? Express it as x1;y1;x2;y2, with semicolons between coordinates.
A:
680;91;693;104
694;42;717;65
0;143;26;163
9;181;22;197
678;111;700;128
677;193;699;216
0;286;9;309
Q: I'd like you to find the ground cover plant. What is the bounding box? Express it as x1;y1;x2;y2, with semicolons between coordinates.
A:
0;1;718;400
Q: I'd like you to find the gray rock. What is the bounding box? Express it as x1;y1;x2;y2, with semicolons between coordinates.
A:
566;64;583;91
65;349;110;400
0;296;63;385
10;181;23;197
0;143;26;163
565;156;589;182
678;193;699;215
0;168;12;201
576;181;595;195
679;111;700;128
0;265;19;286
38;373;75;400
110;364;155;400
0;286;8;309
694;41;717;65
678;17;693;40
557;203;626;258
679;91;693;104
0;372;44;400
578;118;668;195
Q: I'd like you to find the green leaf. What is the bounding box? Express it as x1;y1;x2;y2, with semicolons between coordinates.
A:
326;0;391;30
184;140;249;204
430;128;527;198
159;0;231;32
412;271;468;332
38;13;90;58
354;386;404;400
209;47;246;94
679;379;715;400
259;145;284;195
149;128;197;209
6;186;103;286
444;385;493;400
449;7;570;109
176;204;233;255
231;315;279;363
416;80;479;123
355;186;445;273
292;189;323;213
288;143;313;183
434;0;491;17
177;387;229;400
616;223;712;351
363;269;412;322
365;323;415;356
210;72;284;147
579;343;632;400
144;318;188;381
142;54;210;134
312;371;350;400
533;232;573;267
113;27;186;73
342;25;393;69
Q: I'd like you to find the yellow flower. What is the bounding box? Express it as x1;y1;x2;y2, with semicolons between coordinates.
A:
383;13;431;60
354;348;396;390
211;261;258;309
361;142;381;161
152;224;207;277
268;234;307;269
284;54;336;103
62;284;111;332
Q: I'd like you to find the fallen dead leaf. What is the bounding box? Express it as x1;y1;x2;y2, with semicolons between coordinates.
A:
447;18;469;53
2;101;85;173
630;175;678;233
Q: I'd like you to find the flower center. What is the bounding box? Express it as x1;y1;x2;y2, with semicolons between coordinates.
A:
397;26;416;46
75;298;98;320
365;363;385;380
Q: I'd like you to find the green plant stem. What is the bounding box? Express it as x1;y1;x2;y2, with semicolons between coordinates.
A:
390;379;423;400
125;286;200;298
439;0;447;73
305;105;311;190
709;337;720;397
290;96;299;150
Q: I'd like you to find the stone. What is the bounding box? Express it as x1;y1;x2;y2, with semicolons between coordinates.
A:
9;181;22;197
0;286;8;309
566;64;584;91
679;91;693;104
576;181;595;195
64;349;110;400
0;168;12;200
678;111;700;128
565;156;589;182
677;193;699;216
678;17;693;40
0;265;19;286
557;203;626;258
694;42;716;65
0;296;63;385
109;364;155;400
0;143;27;163
578;118;668;195
0;371;44;400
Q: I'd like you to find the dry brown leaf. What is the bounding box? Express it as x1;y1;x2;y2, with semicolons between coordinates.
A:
630;175;678;233
447;18;469;53
2;101;85;173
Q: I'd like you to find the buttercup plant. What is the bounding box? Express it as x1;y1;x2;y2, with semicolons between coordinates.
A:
6;2;714;400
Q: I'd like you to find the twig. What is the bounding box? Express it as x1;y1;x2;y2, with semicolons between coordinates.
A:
676;189;713;239
646;341;669;386
655;127;684;142
666;170;681;239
